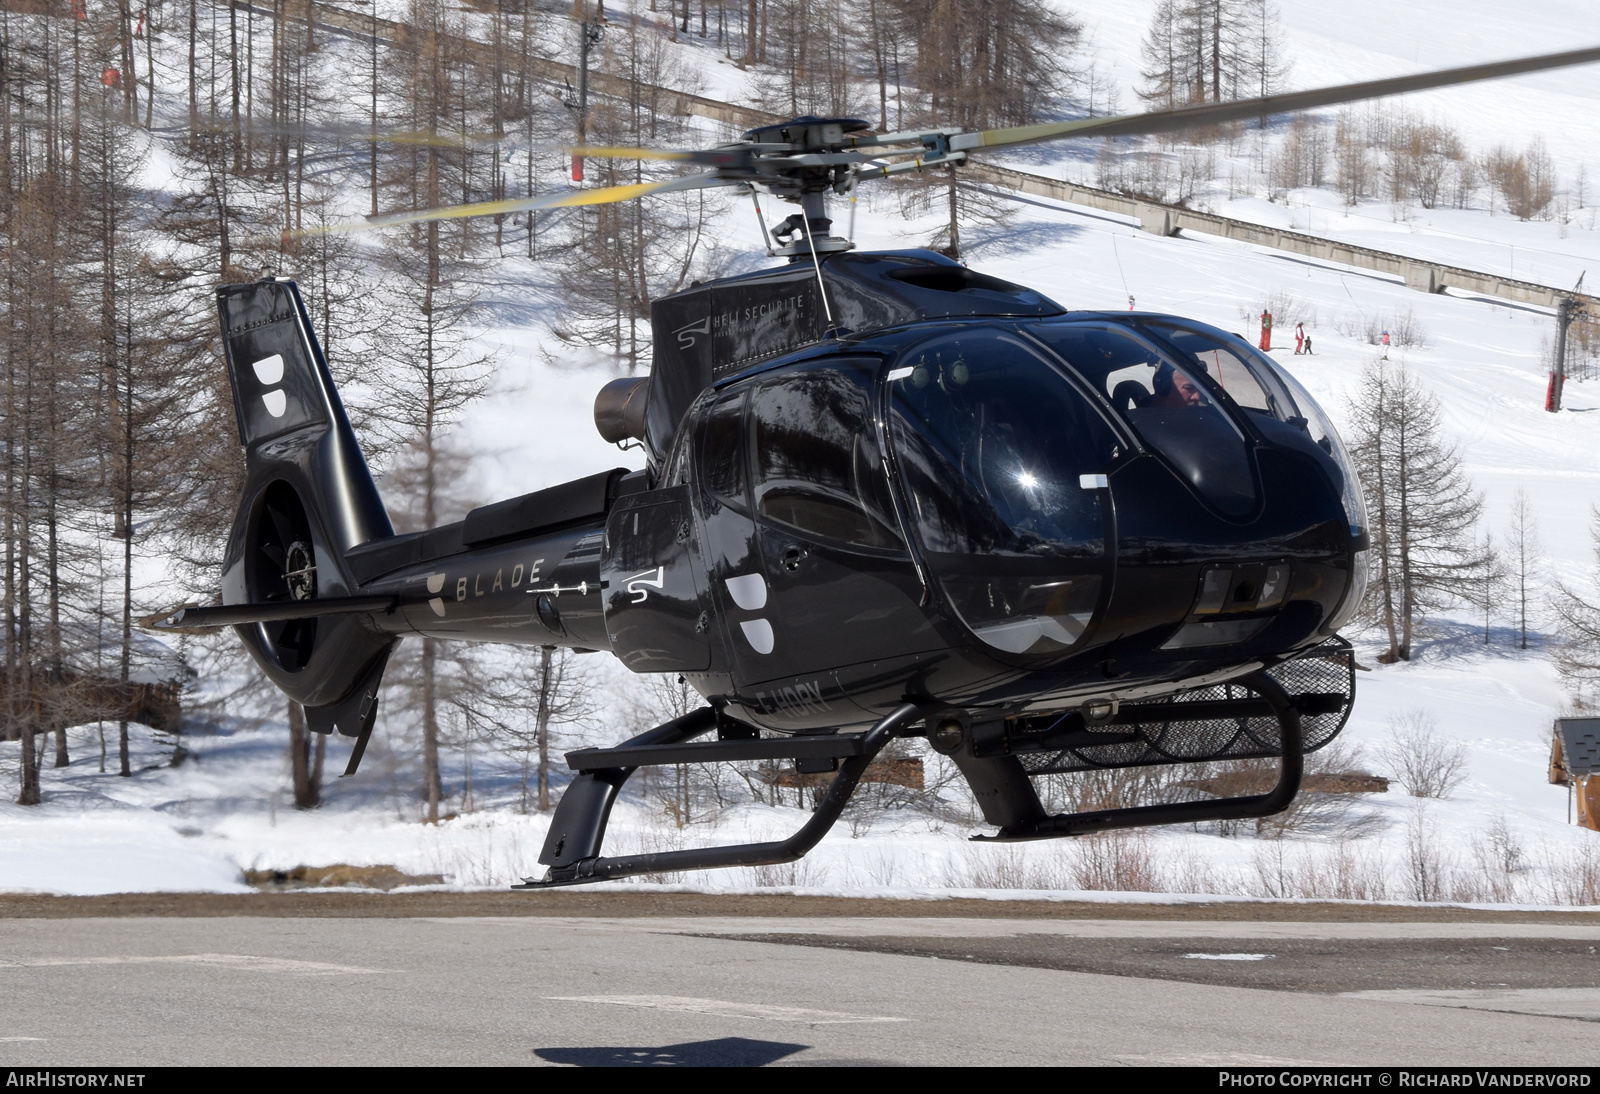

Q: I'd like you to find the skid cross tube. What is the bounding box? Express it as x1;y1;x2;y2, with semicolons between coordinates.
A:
565;732;871;770
518;702;923;888
979;671;1304;842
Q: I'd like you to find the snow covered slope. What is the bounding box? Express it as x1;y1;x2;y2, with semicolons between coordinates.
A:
1065;0;1600;176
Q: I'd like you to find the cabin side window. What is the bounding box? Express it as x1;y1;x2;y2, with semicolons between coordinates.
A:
700;390;748;513
661;415;694;487
747;363;903;553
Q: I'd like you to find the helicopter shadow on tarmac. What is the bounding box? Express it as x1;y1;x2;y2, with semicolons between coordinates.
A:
534;1037;810;1067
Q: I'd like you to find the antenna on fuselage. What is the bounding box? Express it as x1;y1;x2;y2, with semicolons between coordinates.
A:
749;189;777;256
797;191;836;334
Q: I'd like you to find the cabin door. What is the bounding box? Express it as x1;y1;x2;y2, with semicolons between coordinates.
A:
600;486;711;672
730;362;934;725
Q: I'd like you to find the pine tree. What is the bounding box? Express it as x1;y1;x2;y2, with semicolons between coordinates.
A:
1553;508;1600;703
1138;0;1195;112
1470;530;1507;644
1349;360;1487;662
751;0;865;119
372;229;490;821
1506;487;1541;650
886;0;1081;258
555;14;728;370
1138;0;1285;111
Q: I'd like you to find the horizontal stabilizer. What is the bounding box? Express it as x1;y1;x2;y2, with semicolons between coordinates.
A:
147;596;398;632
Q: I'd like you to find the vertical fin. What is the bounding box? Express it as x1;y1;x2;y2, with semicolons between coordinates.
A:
299;644;392;777
341;714;377;779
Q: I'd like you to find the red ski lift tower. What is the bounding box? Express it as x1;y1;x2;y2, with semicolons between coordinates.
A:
1546;275;1586;412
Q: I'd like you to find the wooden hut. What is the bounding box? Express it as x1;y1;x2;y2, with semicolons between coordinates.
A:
1552;718;1600;831
0;626;191;737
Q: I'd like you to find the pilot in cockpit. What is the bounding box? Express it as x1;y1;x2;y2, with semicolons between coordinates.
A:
1146;362;1207;409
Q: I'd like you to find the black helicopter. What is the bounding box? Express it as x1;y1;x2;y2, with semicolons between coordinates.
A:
157;45;1600;886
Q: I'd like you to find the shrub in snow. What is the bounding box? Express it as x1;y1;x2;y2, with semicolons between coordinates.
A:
1378;711;1467;799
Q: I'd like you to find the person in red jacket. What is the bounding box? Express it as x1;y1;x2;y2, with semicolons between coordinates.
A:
1294;322;1305;355
1259;310;1273;351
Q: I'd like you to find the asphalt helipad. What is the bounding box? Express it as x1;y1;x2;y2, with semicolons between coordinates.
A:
0;893;1595;1066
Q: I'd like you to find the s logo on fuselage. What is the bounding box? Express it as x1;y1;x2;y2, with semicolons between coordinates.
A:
674;316;711;349
625;566;666;603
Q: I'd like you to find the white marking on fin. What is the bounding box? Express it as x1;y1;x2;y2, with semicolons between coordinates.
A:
251;354;285;386
261;390;287;418
740;618;775;654
428;597;446;618
425;573;446;595
725;574;767;611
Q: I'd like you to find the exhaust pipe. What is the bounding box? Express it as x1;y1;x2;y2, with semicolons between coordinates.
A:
593;376;649;445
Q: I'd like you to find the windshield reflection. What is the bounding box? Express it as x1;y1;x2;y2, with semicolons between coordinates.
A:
887;330;1116;656
1033;324;1259;519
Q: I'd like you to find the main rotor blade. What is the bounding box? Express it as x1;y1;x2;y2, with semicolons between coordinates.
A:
175;116;505;149
959;44;1600;152
170;115;726;162
292;172;735;238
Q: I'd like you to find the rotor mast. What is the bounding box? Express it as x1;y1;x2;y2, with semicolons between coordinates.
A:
765;190;850;258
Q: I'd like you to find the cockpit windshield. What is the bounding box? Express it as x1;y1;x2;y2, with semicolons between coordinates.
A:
1140;320;1368;541
1142;322;1306;423
1033;324;1259;518
887;330;1116;656
888;331;1116;560
1142;321;1370;630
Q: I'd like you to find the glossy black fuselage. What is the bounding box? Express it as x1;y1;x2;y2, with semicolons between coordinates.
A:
339;316;1358;734
220;257;1360;736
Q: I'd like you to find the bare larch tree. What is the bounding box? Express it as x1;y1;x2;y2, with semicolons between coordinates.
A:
1348;360;1486;662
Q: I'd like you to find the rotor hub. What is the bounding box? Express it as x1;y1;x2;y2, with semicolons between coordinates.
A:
739;116;870;153
284;541;317;601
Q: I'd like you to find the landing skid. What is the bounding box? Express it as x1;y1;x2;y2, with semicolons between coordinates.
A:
514;671;1305;888
972;672;1304;841
515;702;923;888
